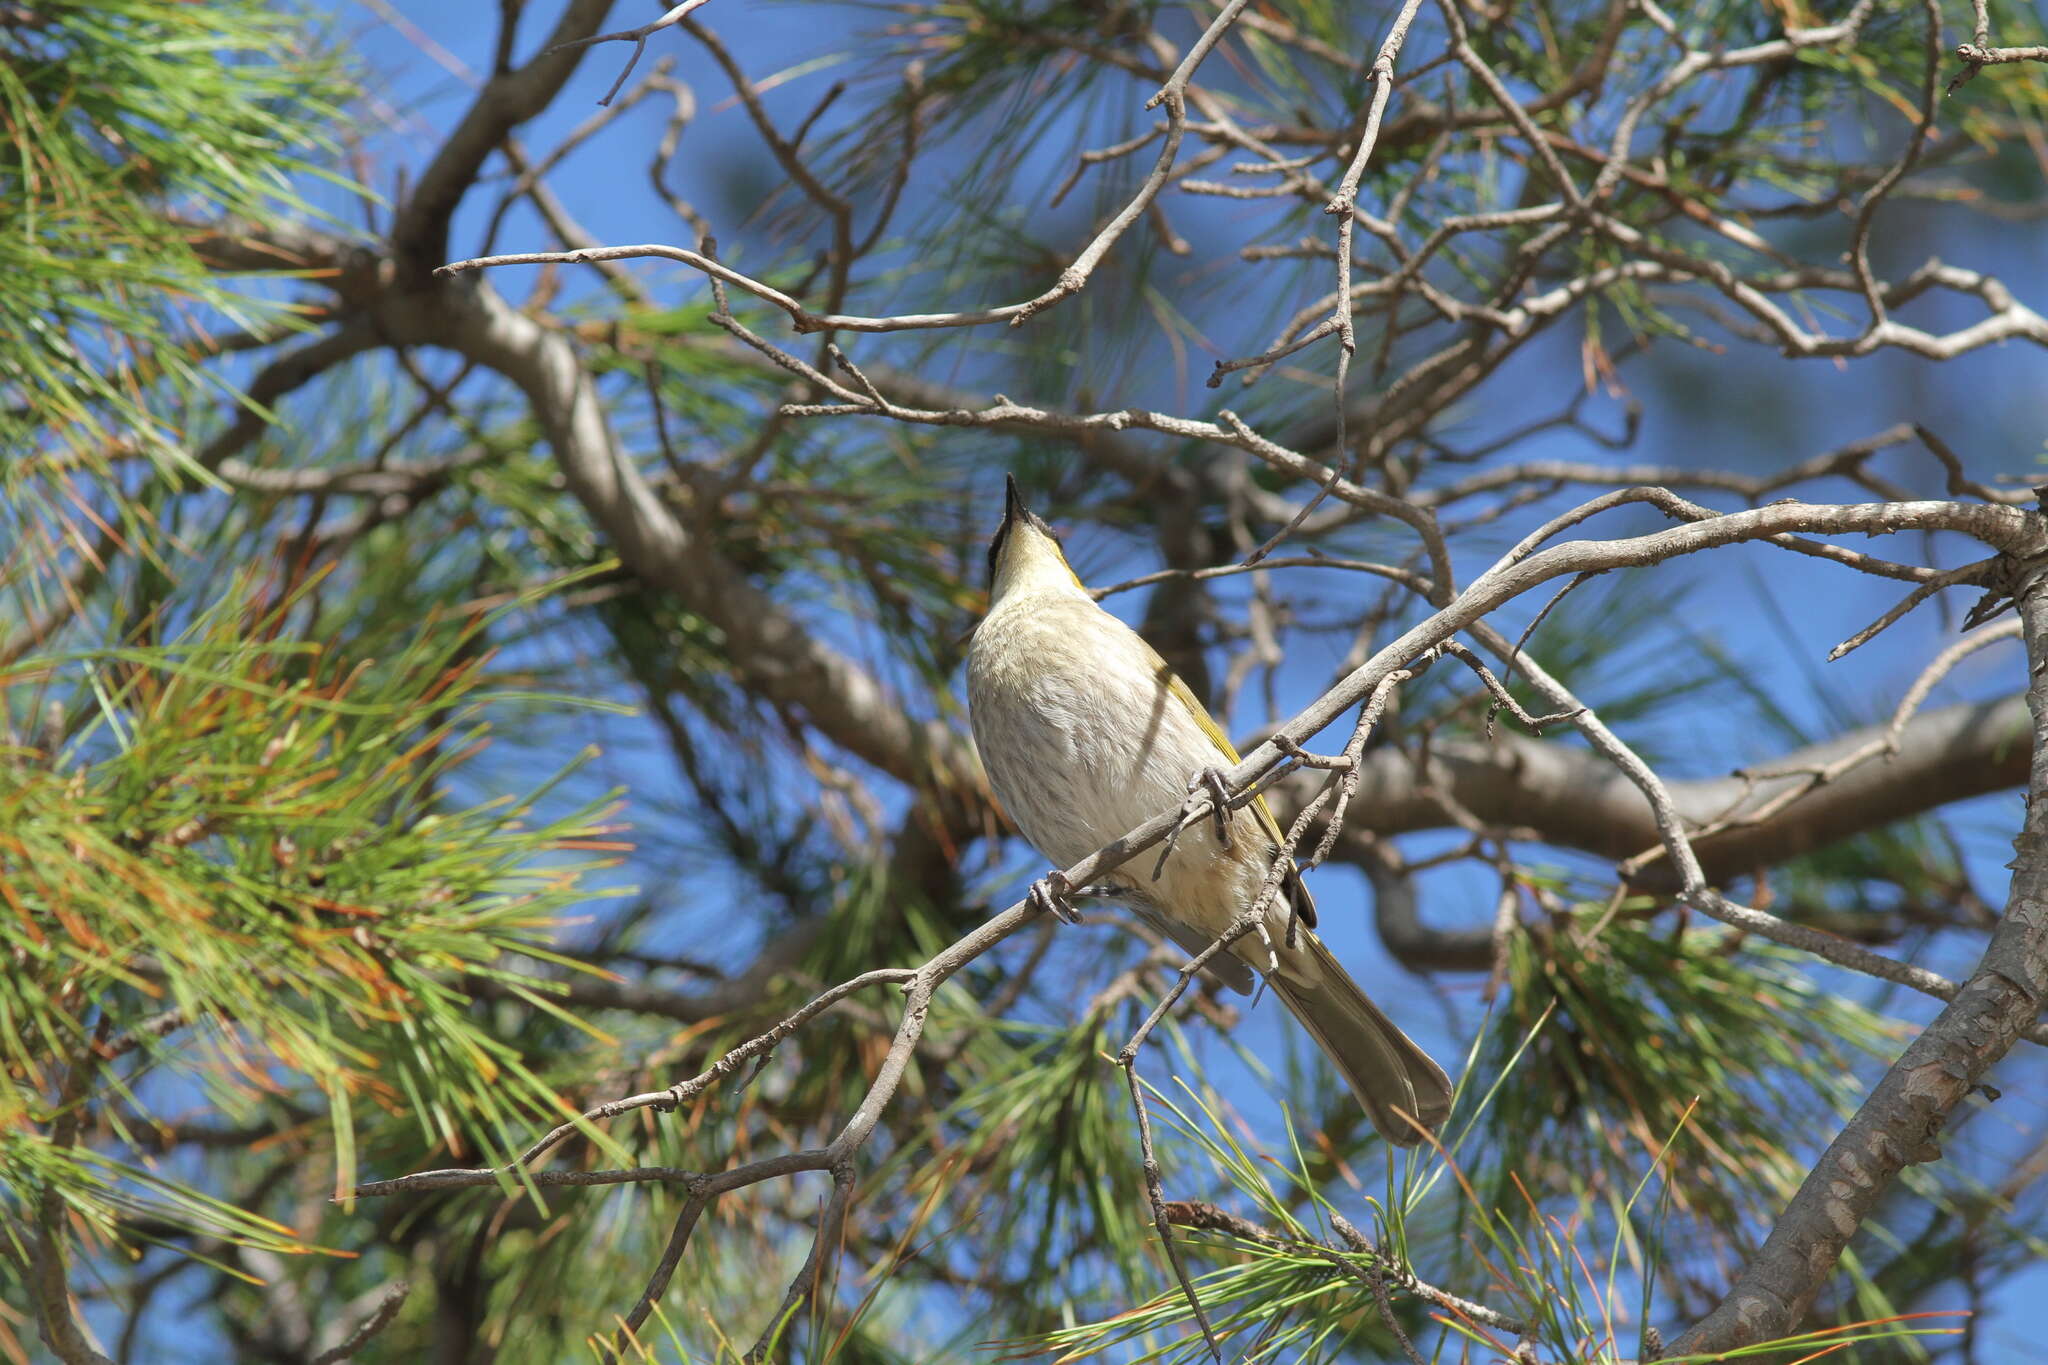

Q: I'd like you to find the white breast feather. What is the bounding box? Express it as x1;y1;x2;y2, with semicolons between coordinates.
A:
968;592;1271;938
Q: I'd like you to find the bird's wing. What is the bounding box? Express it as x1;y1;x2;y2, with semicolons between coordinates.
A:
1154;662;1290;852
1126;900;1258;994
1137;631;1320;931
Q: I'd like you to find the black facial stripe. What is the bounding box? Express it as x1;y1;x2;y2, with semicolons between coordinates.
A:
986;485;1065;586
985;517;1012;585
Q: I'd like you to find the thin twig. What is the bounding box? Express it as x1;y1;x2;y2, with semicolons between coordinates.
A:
544;0;716;106
1115;909;1265;1363
309;1282;411;1365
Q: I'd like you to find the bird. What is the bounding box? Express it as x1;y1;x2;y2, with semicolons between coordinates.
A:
966;475;1453;1146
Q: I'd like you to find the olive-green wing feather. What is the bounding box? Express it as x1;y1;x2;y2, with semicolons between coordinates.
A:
1138;627;1319;931
1154;662;1290;851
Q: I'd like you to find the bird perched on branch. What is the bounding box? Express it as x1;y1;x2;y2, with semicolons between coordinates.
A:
966;475;1452;1146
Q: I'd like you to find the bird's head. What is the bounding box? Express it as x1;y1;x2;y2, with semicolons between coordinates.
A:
986;474;1086;605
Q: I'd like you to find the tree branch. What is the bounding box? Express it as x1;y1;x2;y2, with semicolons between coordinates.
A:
392;0;616;281
1313;694;2028;893
1670;542;2048;1352
371;278;981;793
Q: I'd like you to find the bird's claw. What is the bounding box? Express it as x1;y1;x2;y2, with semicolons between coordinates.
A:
1252;915;1280;975
1154;767;1238;881
1188;766;1236;850
1029;870;1083;925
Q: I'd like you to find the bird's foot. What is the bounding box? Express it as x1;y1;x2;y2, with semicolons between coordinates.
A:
1186;766;1236;849
1250;913;1280;976
1153;767;1238;881
1029;870;1084;925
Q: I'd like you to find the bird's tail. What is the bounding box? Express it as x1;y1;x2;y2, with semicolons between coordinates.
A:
1272;934;1453;1147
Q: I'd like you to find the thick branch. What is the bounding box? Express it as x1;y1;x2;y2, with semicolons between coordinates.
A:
1313;694;2028;887
1671;551;2048;1352
372;279;978;793
392;0;616;281
458;693;2028;1022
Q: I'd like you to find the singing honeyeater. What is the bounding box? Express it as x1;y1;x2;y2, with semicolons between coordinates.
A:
966;476;1453;1146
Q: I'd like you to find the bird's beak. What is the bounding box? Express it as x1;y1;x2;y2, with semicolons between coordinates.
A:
1003;473;1031;529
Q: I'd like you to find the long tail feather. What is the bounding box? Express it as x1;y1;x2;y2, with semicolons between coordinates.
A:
1272;934;1452;1147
